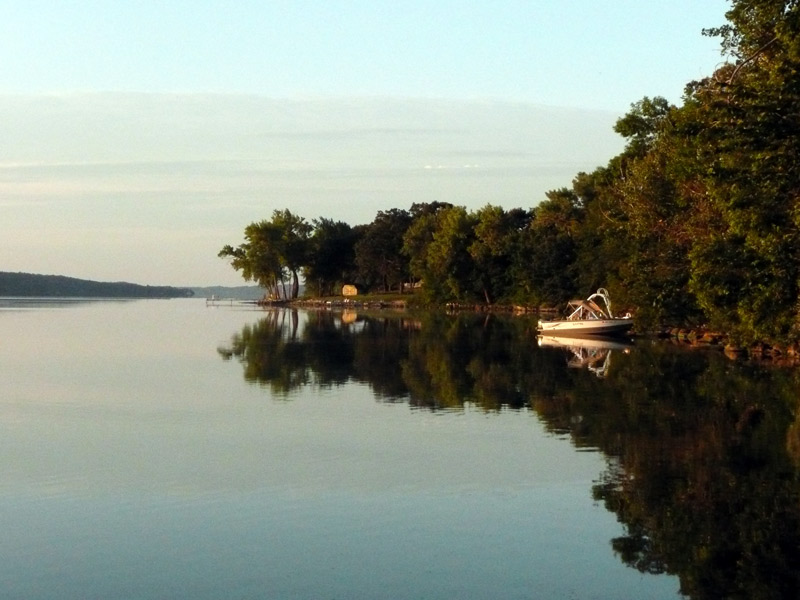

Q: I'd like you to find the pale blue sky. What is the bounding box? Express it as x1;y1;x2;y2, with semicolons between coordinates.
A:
0;1;731;286
2;0;728;107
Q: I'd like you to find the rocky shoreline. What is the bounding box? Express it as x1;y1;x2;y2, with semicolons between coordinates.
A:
657;327;800;366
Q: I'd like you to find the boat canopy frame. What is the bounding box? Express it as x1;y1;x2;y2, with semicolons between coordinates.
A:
564;288;616;321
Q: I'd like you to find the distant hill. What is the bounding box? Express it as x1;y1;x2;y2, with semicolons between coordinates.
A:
0;272;194;298
191;285;266;300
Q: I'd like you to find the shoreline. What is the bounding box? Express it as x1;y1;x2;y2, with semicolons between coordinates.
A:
272;296;800;366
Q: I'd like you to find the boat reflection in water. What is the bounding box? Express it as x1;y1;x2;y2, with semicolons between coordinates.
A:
537;334;634;377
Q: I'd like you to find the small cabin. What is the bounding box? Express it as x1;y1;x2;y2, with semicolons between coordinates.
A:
342;284;359;297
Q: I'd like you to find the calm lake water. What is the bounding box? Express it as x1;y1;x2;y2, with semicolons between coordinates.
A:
2;298;799;599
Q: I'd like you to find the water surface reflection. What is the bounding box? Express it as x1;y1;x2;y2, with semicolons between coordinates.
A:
220;308;800;599
537;334;633;377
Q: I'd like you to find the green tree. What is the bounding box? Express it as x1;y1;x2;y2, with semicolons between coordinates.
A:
571;168;632;300
469;205;531;305
304;218;360;296
613;96;672;158
680;1;800;342
219;209;312;299
429;206;477;302
402;202;453;294
271;209;312;299
218;220;284;298
519;188;582;307
610;126;701;328
354;208;413;293
404;205;476;303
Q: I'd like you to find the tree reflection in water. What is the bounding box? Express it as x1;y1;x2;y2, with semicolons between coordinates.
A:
219;308;800;599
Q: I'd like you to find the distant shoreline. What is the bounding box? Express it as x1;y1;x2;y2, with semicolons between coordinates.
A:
0;271;272;300
0;271;192;299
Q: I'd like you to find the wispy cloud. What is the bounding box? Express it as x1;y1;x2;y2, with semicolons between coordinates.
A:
1;93;625;285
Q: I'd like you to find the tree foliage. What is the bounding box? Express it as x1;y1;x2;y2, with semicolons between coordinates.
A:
354;208;413;293
220;1;800;344
219;209;311;299
304;218;361;296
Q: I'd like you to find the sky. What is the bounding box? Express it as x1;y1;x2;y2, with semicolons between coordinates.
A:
0;0;732;287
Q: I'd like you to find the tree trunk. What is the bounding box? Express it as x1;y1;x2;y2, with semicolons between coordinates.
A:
269;276;279;300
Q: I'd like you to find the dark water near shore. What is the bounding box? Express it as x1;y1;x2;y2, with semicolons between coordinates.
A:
2;299;799;599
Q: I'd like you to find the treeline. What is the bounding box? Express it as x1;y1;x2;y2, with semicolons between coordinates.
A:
0;272;194;298
220;1;800;345
218;204;562;305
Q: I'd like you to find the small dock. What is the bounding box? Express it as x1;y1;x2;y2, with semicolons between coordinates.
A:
206;295;263;305
206;296;235;306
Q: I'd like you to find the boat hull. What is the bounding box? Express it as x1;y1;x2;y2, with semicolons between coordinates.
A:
537;318;633;336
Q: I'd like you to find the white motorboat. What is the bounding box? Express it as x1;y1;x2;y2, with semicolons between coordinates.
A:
537;288;633;336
